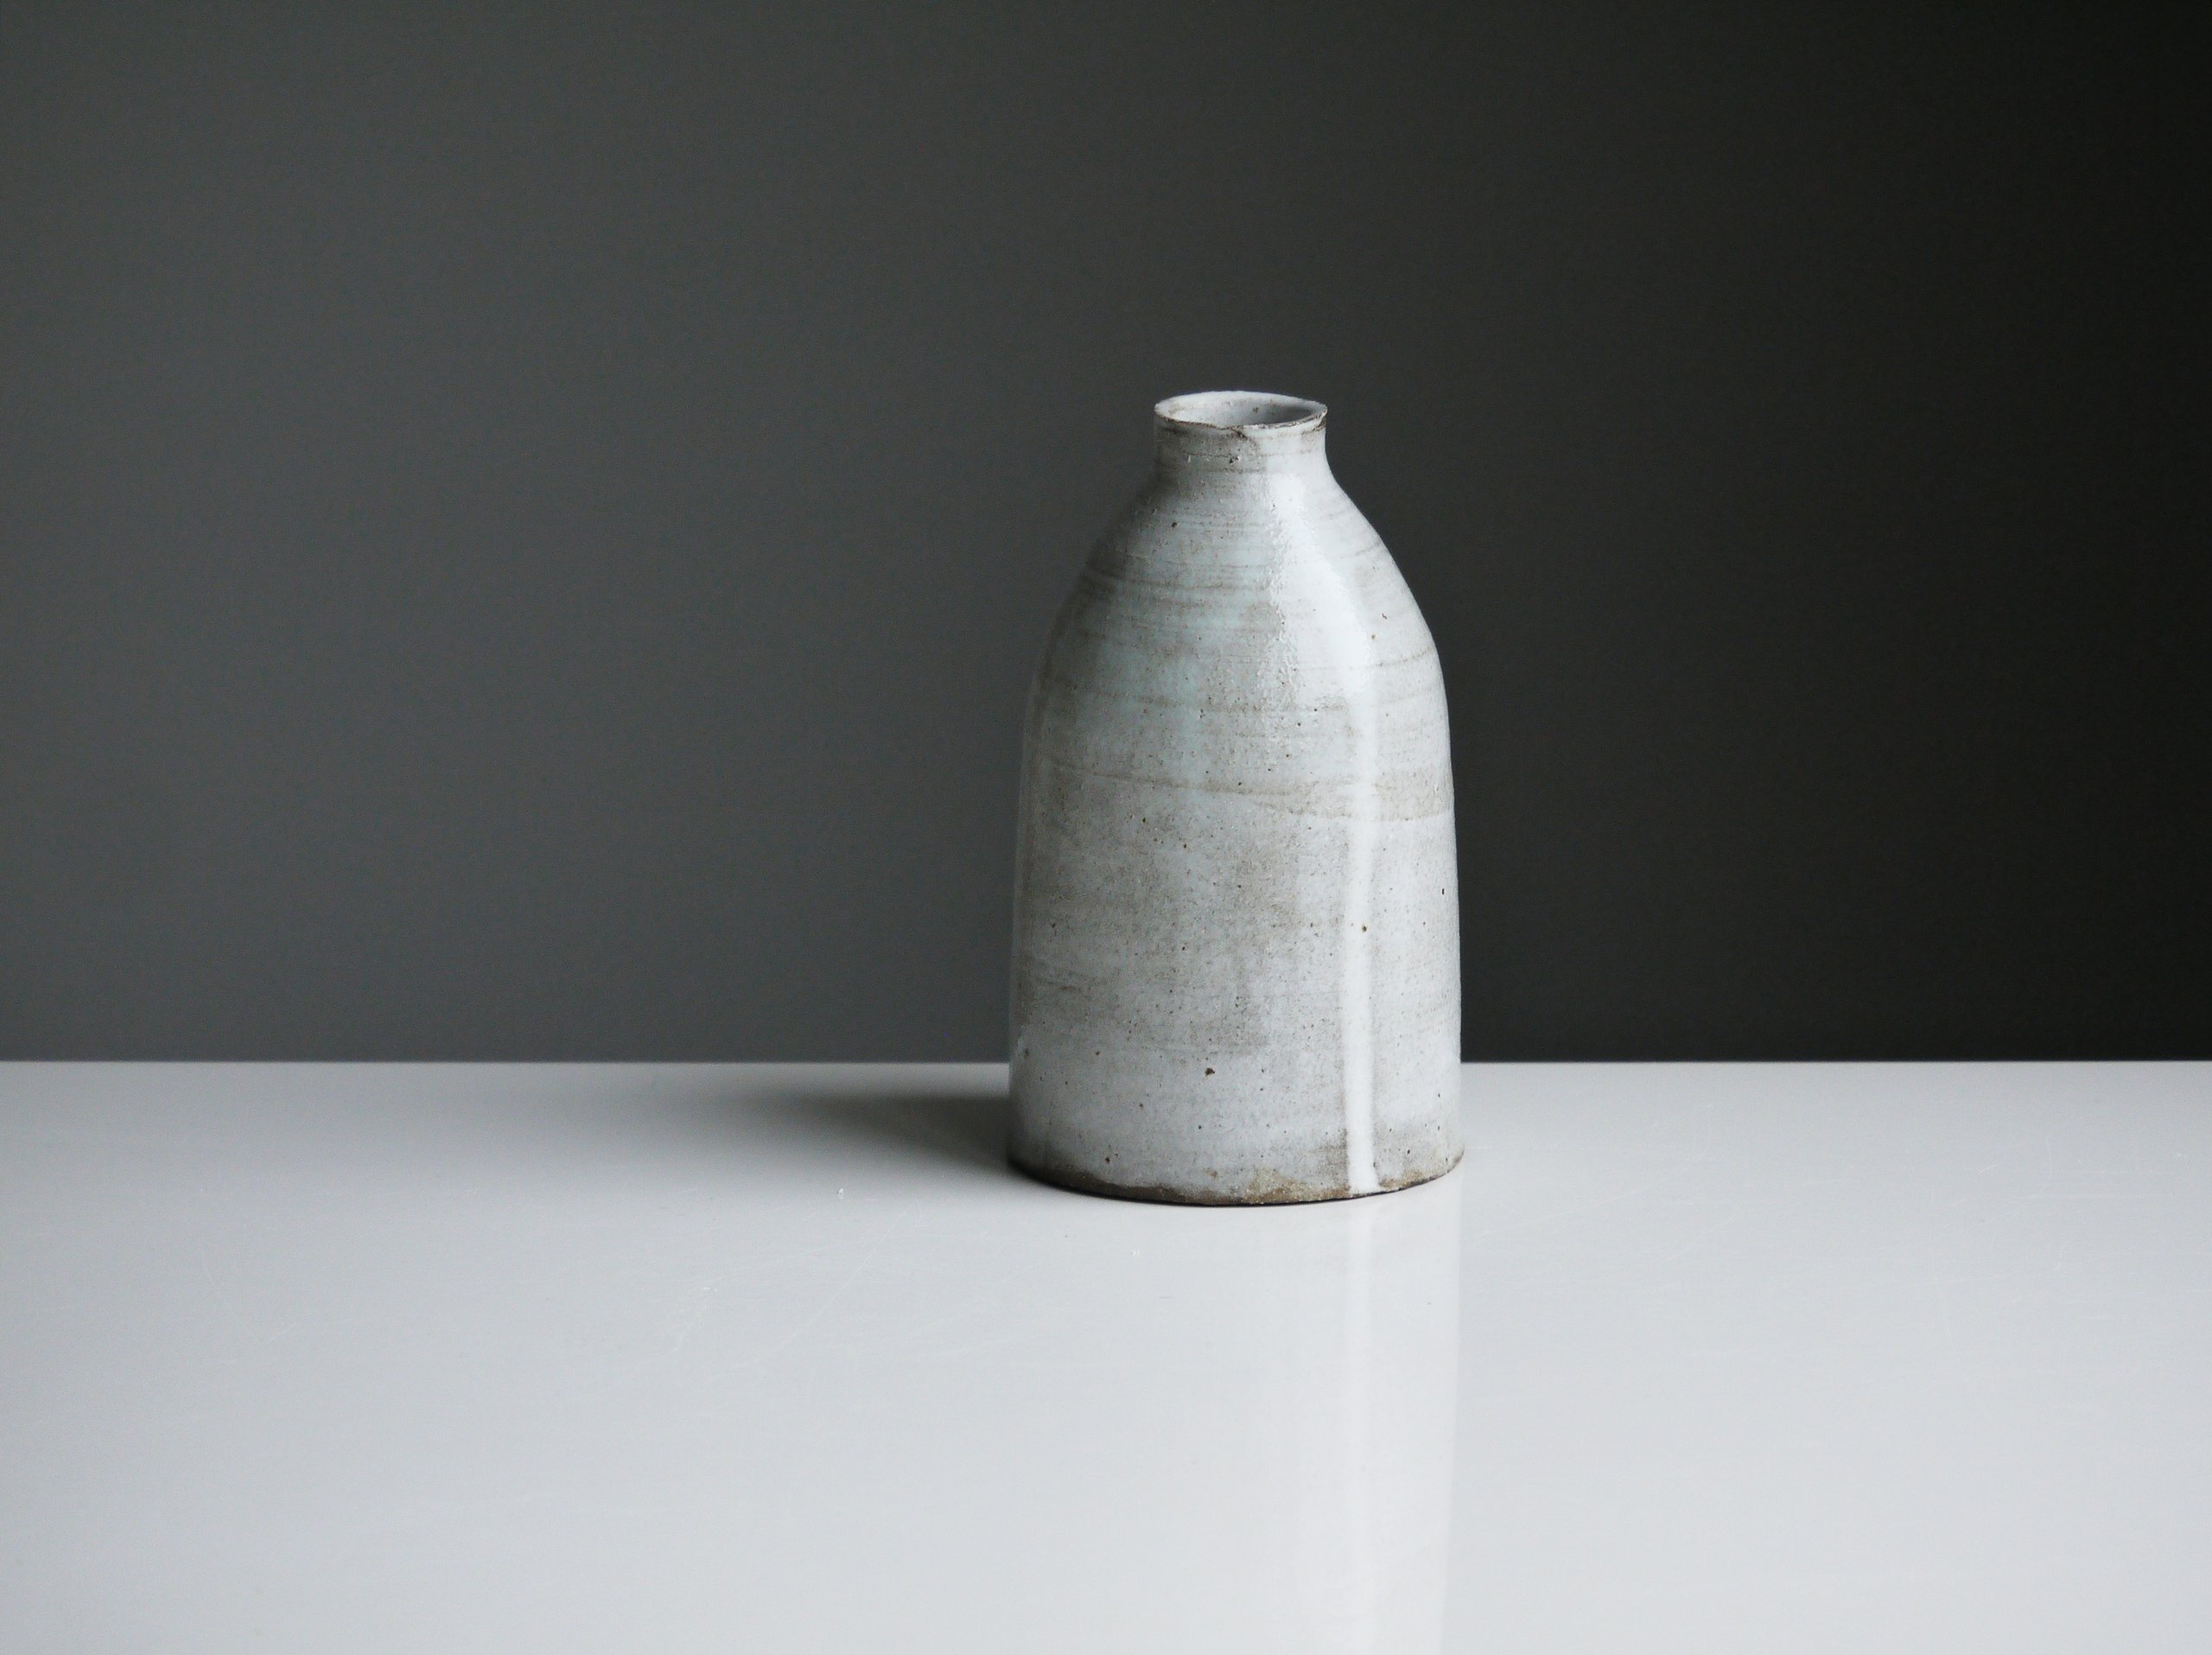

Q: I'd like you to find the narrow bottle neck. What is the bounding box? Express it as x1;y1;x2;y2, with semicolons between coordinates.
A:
1150;391;1331;478
1153;421;1330;476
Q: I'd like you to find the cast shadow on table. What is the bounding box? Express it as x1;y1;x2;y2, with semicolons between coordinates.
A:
174;1065;1023;1187
698;1068;1018;1187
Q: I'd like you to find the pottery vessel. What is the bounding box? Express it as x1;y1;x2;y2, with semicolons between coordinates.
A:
1010;391;1460;1204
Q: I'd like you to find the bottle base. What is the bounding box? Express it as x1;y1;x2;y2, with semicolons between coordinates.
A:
1007;1144;1464;1207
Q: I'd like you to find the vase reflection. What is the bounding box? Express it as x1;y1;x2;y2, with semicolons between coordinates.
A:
1001;1168;1463;1652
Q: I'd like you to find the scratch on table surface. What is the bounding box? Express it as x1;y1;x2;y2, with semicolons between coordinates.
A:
734;1203;916;1372
667;1276;726;1376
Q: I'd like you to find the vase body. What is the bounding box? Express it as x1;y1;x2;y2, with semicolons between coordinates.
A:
1010;392;1460;1204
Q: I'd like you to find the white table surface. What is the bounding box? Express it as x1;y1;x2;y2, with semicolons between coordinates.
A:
3;1061;2207;1652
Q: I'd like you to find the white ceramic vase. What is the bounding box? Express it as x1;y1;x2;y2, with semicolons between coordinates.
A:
1010;391;1460;1204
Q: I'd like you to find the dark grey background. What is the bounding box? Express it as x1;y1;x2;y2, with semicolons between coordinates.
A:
2;3;2204;1060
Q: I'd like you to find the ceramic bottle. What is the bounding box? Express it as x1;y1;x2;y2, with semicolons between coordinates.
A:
1010;391;1459;1203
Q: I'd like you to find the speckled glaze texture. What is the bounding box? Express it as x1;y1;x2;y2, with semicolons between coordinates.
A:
1010;392;1460;1205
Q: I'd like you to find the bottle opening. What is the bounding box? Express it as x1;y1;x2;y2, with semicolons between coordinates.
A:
1154;391;1326;434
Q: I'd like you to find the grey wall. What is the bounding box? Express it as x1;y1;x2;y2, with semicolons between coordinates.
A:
2;3;2205;1060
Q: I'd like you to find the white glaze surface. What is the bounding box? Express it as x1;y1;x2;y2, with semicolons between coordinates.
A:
1010;393;1459;1203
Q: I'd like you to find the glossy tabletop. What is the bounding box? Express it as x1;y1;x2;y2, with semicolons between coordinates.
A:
3;1062;2207;1652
